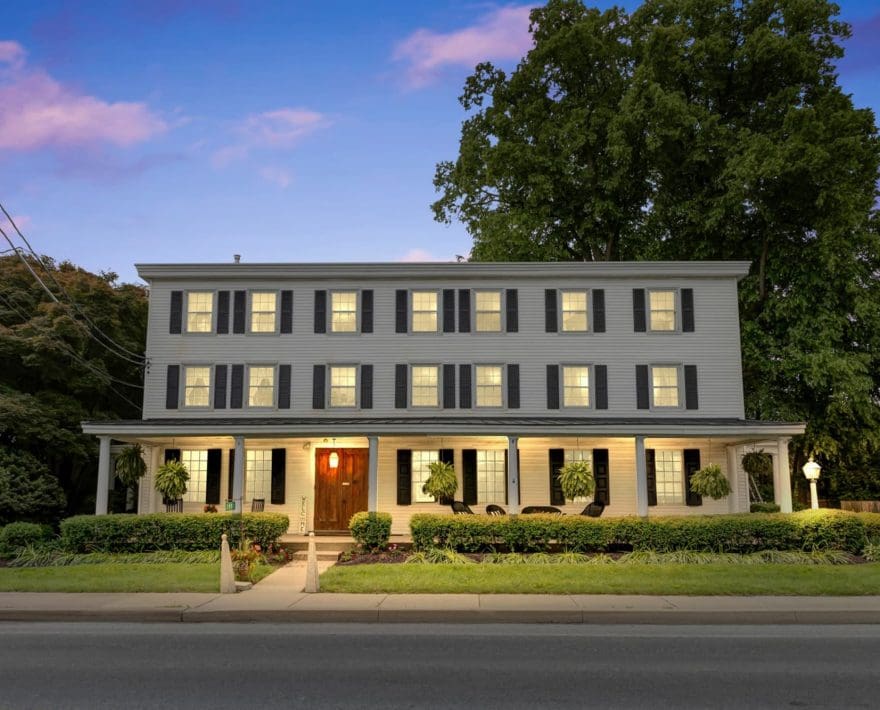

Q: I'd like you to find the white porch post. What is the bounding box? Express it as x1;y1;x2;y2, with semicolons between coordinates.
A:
95;435;112;515
726;445;740;513
775;437;793;513
635;435;648;518
368;435;379;512
232;435;245;512
507;435;520;514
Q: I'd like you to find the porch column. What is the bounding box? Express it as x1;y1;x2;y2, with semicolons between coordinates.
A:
726;445;740;513
507;435;520;514
635;435;648;518
367;435;379;512
775;437;793;513
232;435;245;512
95;436;112;515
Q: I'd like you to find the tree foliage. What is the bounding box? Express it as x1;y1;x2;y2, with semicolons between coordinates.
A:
0;448;66;525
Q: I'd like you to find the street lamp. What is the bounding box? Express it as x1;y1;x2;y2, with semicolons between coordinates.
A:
802;457;821;510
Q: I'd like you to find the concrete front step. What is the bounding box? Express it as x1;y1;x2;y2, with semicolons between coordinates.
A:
291;551;344;562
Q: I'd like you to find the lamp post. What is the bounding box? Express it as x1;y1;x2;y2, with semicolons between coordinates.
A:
802;457;821;510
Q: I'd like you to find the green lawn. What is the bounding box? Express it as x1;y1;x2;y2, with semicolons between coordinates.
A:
320;562;880;595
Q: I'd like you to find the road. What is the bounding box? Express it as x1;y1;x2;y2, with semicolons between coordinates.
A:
1;623;878;709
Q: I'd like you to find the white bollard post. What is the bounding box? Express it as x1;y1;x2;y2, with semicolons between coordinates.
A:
220;533;236;594
304;531;320;593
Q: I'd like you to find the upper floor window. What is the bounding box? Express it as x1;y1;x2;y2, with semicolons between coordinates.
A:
250;292;277;333
248;366;275;407
562;366;590;407
246;450;271;503
186;292;213;333
183;366;211;407
180;450;208;503
561;291;588;332
331;291;358;333
411;291;438;332
475;365;503;407
649;290;676;331
477;450;506;503
475;291;502;332
655;450;683;504
651;366;680;407
411;450;440;503
411;365;439;407
329;366;357;407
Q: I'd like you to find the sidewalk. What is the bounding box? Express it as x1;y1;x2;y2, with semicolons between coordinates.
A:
2;562;879;624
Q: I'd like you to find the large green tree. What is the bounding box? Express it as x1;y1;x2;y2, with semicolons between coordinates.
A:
433;0;880;496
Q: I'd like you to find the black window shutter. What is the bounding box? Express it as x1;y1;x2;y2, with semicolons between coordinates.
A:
360;365;373;409
271;448;286;505
633;289;646;332
546;365;560;410
277;364;291;409
395;364;407;409
462;449;478;506
548;448;565;506
545;289;558;332
595;365;608;410
166;365;179;409
312;365;326;409
227;449;235;500
442;289;455;333
443;364;456;409
439;449;454;466
395;290;407;333
361;290;373;333
507;364;520;409
684;448;702;506
505;289;518;332
164;448;181;464
232;290;246;334
646;448;657;506
636;365;649;409
205;449;222;504
592;289;606;333
214;365;228;409
459;364;472;409
458;289;471;333
229;365;244;409
684;365;699;409
682;288;694;332
280;290;293;334
314;290;327;333
396;449;412;505
169;291;183;334
593;448;610;505
216;291;230;334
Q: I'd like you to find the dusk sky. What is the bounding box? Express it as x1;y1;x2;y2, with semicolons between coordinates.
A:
2;0;878;284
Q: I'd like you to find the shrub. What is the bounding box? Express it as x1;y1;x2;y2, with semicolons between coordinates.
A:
59;513;289;552
0;522;53;554
349;512;392;551
750;502;781;513
689;463;731;500
0;448;66;525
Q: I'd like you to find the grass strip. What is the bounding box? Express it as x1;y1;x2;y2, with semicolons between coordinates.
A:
0;563;222;593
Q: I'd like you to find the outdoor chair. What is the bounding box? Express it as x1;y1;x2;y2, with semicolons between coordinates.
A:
251;498;265;512
521;505;563;514
580;501;605;518
451;501;475;514
485;504;506;516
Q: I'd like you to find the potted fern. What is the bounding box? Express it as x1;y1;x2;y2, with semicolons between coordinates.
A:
689;463;731;500
558;460;596;502
114;444;146;512
422;460;458;505
155;459;189;511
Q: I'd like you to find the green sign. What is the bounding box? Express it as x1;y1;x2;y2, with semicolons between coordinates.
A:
225;500;236;511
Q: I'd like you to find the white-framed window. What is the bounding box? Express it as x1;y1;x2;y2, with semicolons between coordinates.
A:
248;366;275;407
186;292;213;333
246;449;272;502
250;292;277;333
649;290;676;331
477;450;506;504
411;450;440;503
651;366;680;407
475;365;503;407
562;366;590;408
329;366;357;407
411;291;438;332
411;365;439;407
561;291;588;332
180;449;208;503
655;450;683;504
183;366;211;407
331;291;358;333
475;290;502;332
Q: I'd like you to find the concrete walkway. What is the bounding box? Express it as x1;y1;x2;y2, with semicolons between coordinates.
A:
2;561;880;624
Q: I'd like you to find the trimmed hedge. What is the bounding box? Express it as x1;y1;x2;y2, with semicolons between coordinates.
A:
60;513;289;553
0;522;53;554
349;512;392;551
410;510;874;554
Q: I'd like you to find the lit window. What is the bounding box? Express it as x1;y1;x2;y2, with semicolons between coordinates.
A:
180;450;207;503
183;366;211;407
475;291;502;332
649;290;676;331
411;450;440;503
250;292;277;333
561;291;588;332
412;291;438;332
651;366;680;407
329;366;357;407
655;450;683;504
411;366;439;407
246;450;272;503
331;292;357;332
565;449;592;502
475;365;503;407
563;366;590;407
186;292;213;333
248;366;275;407
477;450;506;503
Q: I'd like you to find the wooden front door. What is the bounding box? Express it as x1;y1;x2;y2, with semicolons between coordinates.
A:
314;448;369;531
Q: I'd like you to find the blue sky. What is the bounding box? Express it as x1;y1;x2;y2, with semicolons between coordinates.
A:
2;1;878;283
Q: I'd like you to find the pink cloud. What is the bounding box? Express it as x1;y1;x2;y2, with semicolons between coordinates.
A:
393;5;533;88
397;248;455;262
259;166;293;189
0;40;25;68
212;108;328;166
